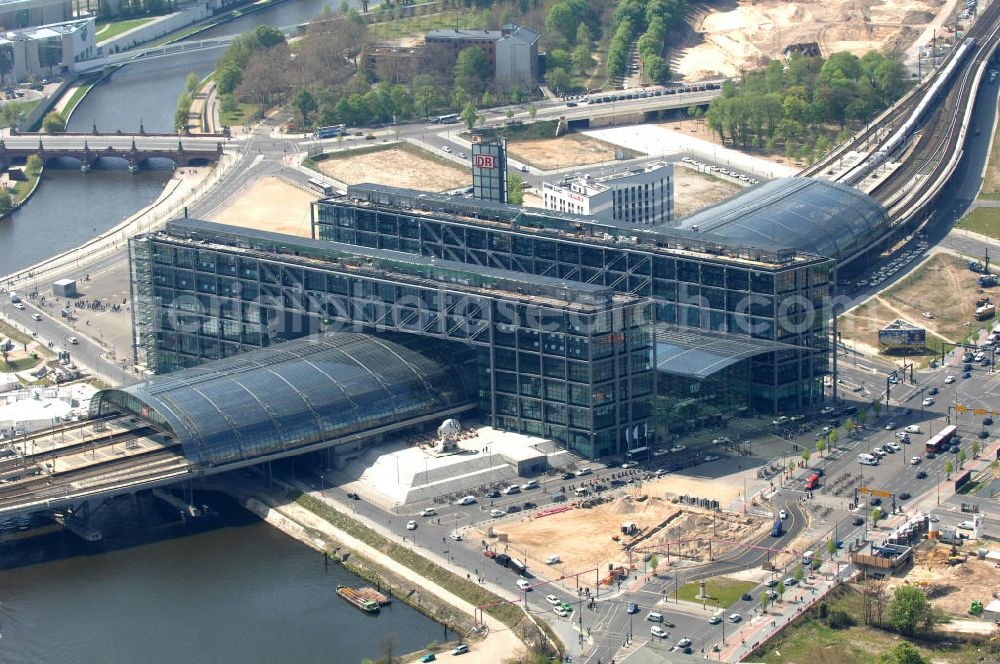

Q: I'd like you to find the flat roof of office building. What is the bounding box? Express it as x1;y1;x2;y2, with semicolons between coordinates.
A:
157;218;638;311
338;183;829;269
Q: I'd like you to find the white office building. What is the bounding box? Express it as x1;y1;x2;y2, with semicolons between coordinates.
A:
542;161;674;226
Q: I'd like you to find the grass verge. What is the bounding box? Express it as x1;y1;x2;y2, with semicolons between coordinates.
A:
62;82;95;116
958;207;1000;240
220;101;259;127
368;9;490;41
751;584;999;664
290;490;562;652
675;576;757;608
0;320;35;348
96;17;155;43
2;356;41;372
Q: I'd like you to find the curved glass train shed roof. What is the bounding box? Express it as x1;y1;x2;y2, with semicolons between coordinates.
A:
674;177;888;260
90;334;478;468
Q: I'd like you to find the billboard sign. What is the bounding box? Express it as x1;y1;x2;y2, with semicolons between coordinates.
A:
474;154;496;169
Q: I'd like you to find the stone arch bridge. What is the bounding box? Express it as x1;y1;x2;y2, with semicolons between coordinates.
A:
0;133;225;172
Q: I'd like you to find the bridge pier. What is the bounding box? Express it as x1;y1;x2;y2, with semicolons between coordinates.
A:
48;500;103;543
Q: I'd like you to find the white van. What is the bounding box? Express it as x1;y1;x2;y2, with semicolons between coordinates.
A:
574;487;590;497
521;480;539;490
904;424;921;433
858;453;878;466
502;485;521;495
646;611;664;623
545;554;561;565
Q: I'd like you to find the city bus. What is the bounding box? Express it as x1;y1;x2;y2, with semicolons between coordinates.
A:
314;124;346;139
804;473;821;490
925;424;958;454
307;178;335;196
432;113;459;124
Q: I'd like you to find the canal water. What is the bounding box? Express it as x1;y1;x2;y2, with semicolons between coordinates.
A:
0;491;442;663
1;0;348;276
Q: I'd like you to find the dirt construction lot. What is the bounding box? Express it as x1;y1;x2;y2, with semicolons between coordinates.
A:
316;144;469;192
210;176;317;238
674;167;742;217
891;543;1000;617
839;254;986;357
506;134;638;171
491;474;762;587
676;0;947;80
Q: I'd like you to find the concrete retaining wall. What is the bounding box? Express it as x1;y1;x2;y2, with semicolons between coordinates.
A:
98;5;211;55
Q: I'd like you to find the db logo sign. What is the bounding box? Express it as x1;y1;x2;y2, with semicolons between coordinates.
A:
474;154;496;169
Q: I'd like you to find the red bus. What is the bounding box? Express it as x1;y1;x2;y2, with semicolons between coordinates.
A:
925;424;958;454
804;473;821;490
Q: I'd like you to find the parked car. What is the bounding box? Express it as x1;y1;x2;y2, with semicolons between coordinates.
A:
450;644;469;656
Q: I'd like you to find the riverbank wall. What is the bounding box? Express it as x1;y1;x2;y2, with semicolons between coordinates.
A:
99;5;213;55
241;494;477;639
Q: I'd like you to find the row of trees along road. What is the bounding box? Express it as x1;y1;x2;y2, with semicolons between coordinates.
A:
703;51;909;157
607;0;687;83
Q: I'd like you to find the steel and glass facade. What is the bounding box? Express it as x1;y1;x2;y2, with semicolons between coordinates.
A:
313;184;836;415
130;219;650;458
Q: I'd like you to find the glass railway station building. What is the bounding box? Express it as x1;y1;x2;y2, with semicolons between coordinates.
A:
123;177;887;459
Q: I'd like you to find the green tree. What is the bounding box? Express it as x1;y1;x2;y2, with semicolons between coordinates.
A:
293;88;317;124
460;102;479;131
216;63;243;96
815;438;826;457
253;25;286;49
544;67;572;93
528;104;538;121
649;553;659;575
887;586;932;636
761;591;769;612
788;459;796;473
793;564;804;583
801;449;811;464
0;189;12;214
858;410;868;426
41;110;66;133
644;54;670;84
873;400;882;417
826;538;837;559
776;580;785;598
958;449;967;468
25;154;42;177
945;460;954;479
829;427;839;448
872;506;882;524
575;22;593;47
572;44;593;74
339;0;348;11
507;171;525;205
185;72;199;96
453;47;491;99
876;642;929;664
972;441;980;458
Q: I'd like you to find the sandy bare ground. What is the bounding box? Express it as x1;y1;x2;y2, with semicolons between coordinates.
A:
674;168;742;218
890;544;1000;617
675;0;946;81
317;146;469;192
209;176;317;238
490;474;759;585
506;134;634;171
839;254;981;357
662;118;802;169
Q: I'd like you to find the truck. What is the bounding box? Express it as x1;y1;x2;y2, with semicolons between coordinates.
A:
979;273;998;287
8;292;19;303
509;558;528;576
975;303;996;321
771;519;784;537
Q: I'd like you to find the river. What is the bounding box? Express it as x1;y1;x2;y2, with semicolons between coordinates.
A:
0;490;443;663
0;0;348;276
1;4;443;661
